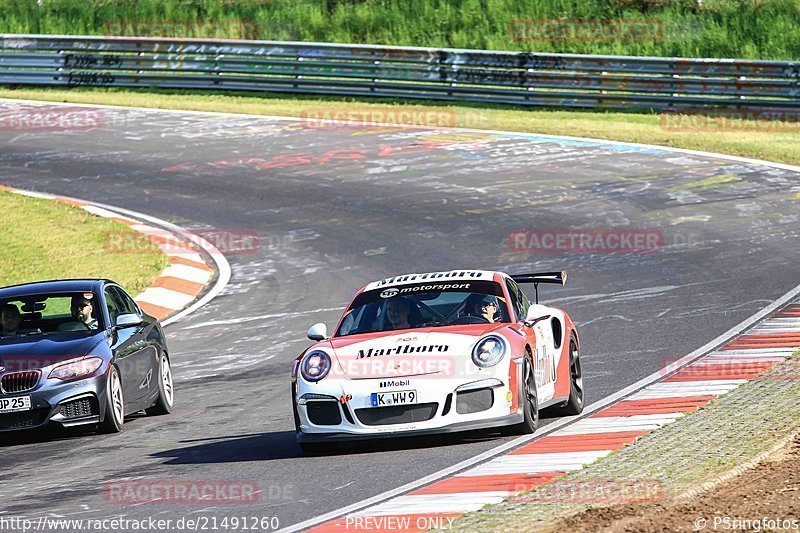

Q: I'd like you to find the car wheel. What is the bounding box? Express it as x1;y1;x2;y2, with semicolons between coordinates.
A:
511;354;539;434
99;365;124;434
552;337;584;416
146;354;174;416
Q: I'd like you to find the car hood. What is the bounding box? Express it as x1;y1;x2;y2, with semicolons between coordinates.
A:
0;333;105;372
323;323;512;379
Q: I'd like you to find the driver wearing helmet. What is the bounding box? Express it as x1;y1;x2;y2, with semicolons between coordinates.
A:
464;294;500;323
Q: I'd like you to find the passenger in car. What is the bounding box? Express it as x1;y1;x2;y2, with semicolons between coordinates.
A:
385;297;421;331
0;303;21;336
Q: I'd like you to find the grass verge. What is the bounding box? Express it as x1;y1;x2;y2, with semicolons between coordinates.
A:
2;87;799;166
0;189;168;295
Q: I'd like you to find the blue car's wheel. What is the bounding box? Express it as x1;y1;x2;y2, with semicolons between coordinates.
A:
99;365;124;434
146;354;174;416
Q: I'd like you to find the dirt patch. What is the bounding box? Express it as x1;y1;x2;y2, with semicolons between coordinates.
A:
558;434;800;532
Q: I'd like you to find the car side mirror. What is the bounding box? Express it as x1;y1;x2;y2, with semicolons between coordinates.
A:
115;313;143;329
524;304;551;328
307;323;328;341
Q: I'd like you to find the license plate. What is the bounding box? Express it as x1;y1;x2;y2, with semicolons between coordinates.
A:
370;390;417;407
0;396;31;413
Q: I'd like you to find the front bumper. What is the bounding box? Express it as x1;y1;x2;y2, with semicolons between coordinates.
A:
294;365;522;442
0;373;107;432
297;412;523;442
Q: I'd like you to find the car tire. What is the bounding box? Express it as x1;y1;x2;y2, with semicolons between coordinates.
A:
99;365;124;434
146;354;174;416
551;337;584;416
511;353;539;434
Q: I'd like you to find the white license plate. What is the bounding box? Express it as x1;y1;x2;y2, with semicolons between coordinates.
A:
370;390;417;407
0;395;32;413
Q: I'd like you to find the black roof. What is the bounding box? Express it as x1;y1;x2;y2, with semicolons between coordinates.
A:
0;279;109;300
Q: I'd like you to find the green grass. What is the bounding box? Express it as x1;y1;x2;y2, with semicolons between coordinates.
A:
0;0;799;59
0;189;168;295
2;86;799;166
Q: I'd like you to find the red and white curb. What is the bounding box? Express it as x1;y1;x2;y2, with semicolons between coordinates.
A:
0;185;230;326
295;288;800;532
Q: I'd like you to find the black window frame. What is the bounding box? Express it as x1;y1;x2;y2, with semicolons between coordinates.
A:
505;278;528;322
110;285;139;316
103;286;127;326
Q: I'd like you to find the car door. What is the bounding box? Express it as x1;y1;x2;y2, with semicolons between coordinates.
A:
114;286;163;399
506;278;557;399
105;285;155;405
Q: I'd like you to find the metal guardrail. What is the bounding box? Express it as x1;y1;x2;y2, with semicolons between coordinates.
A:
1;34;799;110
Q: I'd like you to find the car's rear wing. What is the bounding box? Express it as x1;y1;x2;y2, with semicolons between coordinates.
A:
510;270;567;303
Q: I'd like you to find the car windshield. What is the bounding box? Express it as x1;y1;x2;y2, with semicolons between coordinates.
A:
0;292;103;341
335;280;510;337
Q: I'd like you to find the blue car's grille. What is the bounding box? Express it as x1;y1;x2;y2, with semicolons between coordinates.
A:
1;371;40;394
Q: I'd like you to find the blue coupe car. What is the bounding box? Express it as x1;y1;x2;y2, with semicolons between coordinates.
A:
0;279;173;434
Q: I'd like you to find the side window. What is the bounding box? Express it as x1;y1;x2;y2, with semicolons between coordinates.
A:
519;286;532;315
112;287;139;315
339;309;357;336
505;279;527;322
104;287;125;326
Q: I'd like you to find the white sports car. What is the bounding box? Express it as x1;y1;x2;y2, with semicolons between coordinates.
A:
290;270;582;453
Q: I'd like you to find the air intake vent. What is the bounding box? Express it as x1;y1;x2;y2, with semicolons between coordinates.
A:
59;396;98;419
307;401;342;426
456;388;494;414
355;403;438;426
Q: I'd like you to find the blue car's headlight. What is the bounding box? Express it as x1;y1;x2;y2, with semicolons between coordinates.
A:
48;357;103;380
471;335;508;368
300;350;332;382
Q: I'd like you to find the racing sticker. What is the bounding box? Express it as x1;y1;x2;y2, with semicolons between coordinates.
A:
368;270;493;289
379;379;411;388
357;344;450;358
381;283;471;297
347;280;504;312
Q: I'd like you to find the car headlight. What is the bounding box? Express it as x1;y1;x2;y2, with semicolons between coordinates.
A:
471;335;508;368
300;351;332;382
48;357;103;380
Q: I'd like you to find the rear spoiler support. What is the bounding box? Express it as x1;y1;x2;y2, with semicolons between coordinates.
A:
510;270;567;304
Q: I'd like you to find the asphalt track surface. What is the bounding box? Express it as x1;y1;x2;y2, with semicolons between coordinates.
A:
0;100;799;530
